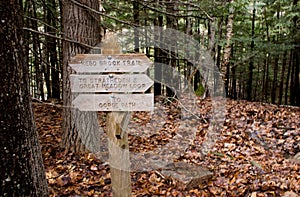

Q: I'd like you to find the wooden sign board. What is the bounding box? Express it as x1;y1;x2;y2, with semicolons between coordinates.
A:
72;94;154;111
70;74;153;93
69;54;152;73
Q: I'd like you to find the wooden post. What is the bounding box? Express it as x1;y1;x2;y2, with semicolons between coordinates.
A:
101;36;132;197
107;112;131;197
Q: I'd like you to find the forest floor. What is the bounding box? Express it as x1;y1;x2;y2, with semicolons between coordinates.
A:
33;96;300;197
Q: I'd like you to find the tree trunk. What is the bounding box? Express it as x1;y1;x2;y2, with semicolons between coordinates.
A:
62;0;102;152
0;1;49;195
278;51;287;105
43;2;52;99
263;4;270;103
294;48;300;106
133;0;139;53
165;0;177;98
247;2;256;101
271;55;279;104
292;0;299;106
285;51;293;105
290;52;295;105
231;48;237;99
28;0;44;100
216;18;223;81
221;1;234;97
271;9;280;104
49;0;60;100
154;14;163;96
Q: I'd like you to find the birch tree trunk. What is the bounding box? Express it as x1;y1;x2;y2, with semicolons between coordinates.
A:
221;0;234;97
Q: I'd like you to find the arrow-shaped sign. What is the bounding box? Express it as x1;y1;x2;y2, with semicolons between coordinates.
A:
72;94;154;111
69;54;152;73
70;74;153;93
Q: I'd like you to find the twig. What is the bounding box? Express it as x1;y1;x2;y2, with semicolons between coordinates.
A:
70;0;139;27
134;0;212;20
23;27;100;50
31;98;74;109
164;96;207;123
47;165;76;180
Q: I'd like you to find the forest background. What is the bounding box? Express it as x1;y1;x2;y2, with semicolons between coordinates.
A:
23;0;299;106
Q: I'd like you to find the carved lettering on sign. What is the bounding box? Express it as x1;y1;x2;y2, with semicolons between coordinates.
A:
72;94;154;111
80;59;142;67
70;74;153;92
69;54;152;73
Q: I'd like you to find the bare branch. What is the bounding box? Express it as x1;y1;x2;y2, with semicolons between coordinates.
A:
69;0;139;27
232;51;260;68
177;0;214;21
23;27;100;50
134;0;213;20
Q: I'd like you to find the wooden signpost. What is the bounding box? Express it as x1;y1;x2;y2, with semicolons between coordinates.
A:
70;54;154;112
70;51;153;197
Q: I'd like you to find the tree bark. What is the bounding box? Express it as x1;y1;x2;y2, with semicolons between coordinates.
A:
292;0;299;106
0;1;49;195
221;1;234;97
28;0;44;100
247;1;256;101
47;0;60;100
271;55;279;104
165;0;178;98
290;53;295;105
43;1;52;99
231;48;237;99
154;14;163;96
62;0;102;152
262;4;270;103
133;0;140;53
285;51;293;105
293;48;300;106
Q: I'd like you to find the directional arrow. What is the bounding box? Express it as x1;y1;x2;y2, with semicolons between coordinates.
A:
72;94;154;111
69;54;152;73
70;74;153;93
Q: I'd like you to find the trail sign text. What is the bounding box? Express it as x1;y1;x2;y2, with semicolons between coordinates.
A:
70;53;154;112
70;74;153;93
72;94;154;111
69;54;152;73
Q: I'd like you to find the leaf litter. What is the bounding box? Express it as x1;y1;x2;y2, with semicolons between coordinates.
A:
33;97;300;196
